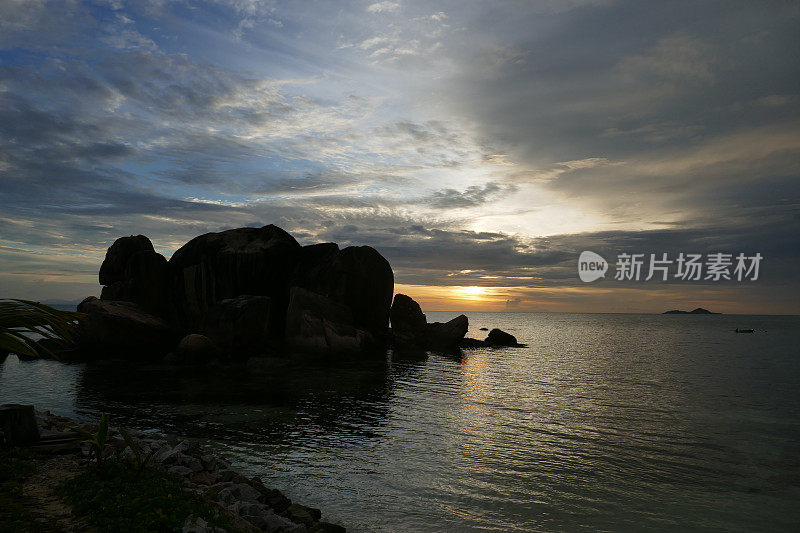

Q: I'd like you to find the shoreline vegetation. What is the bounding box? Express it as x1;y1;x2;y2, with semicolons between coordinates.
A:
2;408;344;532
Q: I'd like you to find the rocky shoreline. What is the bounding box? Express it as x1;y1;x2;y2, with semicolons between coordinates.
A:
31;409;345;533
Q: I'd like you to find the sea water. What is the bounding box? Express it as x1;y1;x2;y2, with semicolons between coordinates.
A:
2;312;799;531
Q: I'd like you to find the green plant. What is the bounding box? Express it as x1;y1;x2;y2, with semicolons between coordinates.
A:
119;427;157;480
64;413;111;467
0;299;82;358
0;447;46;533
58;459;240;532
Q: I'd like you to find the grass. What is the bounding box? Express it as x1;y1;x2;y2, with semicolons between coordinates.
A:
0;447;49;532
58;459;240;532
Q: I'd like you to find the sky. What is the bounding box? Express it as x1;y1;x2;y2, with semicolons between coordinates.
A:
0;0;798;314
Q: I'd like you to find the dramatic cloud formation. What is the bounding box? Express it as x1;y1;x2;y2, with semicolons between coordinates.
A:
0;0;798;313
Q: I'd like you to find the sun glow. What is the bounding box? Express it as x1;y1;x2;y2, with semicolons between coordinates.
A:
456;286;489;299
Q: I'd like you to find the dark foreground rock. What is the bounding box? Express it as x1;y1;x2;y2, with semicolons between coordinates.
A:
0;404;40;446
285;287;375;356
77;297;174;358
176;334;220;364
201;295;273;358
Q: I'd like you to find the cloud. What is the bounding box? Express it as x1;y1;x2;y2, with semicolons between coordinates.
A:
428;183;518;209
0;0;797;313
366;1;400;14
616;34;714;85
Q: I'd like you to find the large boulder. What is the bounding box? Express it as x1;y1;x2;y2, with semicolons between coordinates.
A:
284;287;374;356
427;315;468;351
99;235;154;285
485;328;519;346
176;334;220;364
77;297;174;358
292;245;393;343
169;225;301;331
98;235;175;321
200;295;273;358
390;294;427;348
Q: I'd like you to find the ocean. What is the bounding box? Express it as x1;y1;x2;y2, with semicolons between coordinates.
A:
2;312;799;531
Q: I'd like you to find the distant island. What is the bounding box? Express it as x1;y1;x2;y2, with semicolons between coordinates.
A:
663;308;720;314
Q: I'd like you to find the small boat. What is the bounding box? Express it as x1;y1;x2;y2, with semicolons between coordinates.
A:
735;328;755;333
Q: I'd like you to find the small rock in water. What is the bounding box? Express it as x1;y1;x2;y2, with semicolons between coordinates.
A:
485;328;519;347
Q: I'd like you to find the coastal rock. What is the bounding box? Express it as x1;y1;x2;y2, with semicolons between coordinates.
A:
485;328;518;346
317;522;348;533
99;234;154;285
86;224;396;360
427;315;468;351
460;337;488;349
246;511;304;533
169;465;194;478
77;297;174;358
32;410;342;532
99;236;175;320
0;404;40;446
284;287;373;356
201;295;273;358
390;294;428;348
291;243;341;288
177;334;220;364
219;483;263;504
285;503;321;527
293;244;394;342
389;293;469;352
169;225;301;331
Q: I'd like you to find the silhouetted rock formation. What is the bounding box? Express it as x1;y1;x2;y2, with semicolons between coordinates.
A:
99;235;175;321
82;224;394;360
390;294;428;348
285;286;375;355
389;293;468;352
427;315;469;350
98;234;154;285
460;327;525;348
169;225;300;333
292;244;394;343
485;328;519;347
201;295;273;357
78;296;173;358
